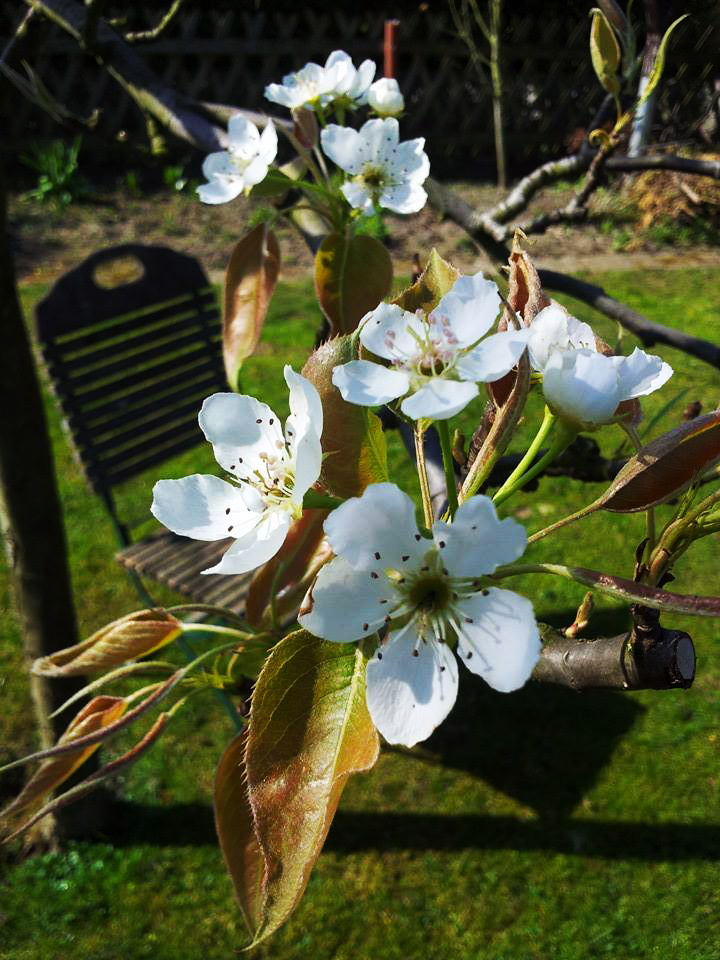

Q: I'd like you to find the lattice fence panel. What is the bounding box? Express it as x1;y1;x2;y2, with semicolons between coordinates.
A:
1;6;714;177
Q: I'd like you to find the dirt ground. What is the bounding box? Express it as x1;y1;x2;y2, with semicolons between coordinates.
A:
8;180;720;288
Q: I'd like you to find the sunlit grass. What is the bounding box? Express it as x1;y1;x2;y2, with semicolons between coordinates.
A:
1;268;719;960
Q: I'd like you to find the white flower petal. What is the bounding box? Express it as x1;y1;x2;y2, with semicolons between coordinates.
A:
258;121;278;164
325;482;427;571
321;125;363;174
341;181;374;213
285;365;323;430
432;272;500;347
368;77;404;116
359;301;426;362
615;347;673;399
566;312;597;352
400;379;478;421
542;349;621;425
150;475;258;541
298;556;389;643
332;359;409;407
202;509;291;574
264;83;297;108
455;330;530;383
366;624;458;747
378;181;427;214
456;588;540;692
359;117;398;159
196;177;244;205
240;155;270;188
432;495;527;577
350;60;376;100
227;115;260;152
198;393;285;479
202;151;235;180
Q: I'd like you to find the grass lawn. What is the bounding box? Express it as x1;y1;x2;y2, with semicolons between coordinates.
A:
1;266;719;960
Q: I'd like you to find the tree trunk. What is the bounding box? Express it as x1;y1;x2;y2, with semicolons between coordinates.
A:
628;0;662;156
489;0;507;188
0;156;103;840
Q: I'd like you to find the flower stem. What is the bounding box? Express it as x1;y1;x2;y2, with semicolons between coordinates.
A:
176;630;246;733
527;502;600;544
414;426;434;528
436;418;459;520
492;407;565;507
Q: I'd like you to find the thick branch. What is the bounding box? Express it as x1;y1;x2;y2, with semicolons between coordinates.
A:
24;0;226;152
534;623;695;691
538;270;720;370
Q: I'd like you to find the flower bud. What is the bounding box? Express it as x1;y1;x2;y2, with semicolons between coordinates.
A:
368;78;404;117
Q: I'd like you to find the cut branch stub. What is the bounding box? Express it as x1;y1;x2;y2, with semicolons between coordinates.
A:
315;233;392;336
597;410;720;513
392;248;459;314
223;223;280;391
244;630;379;944
302;336;388;498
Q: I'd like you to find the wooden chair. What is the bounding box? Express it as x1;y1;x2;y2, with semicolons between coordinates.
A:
35;243;252;613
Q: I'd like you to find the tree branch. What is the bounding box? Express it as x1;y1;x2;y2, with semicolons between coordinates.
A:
123;0;185;44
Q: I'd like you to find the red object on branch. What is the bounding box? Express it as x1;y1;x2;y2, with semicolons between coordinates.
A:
384;19;400;78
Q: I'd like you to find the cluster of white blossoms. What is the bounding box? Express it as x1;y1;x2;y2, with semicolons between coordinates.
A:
197;50;427;217
333;271;529;419
525;303;673;427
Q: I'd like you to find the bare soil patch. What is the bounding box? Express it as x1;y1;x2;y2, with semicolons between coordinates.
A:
8;181;719;288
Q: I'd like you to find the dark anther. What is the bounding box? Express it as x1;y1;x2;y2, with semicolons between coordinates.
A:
412;649;419;657
482;589;490;596
471;525;477;530
370;572;379;579
415;534;421;541
384;615;391;623
228;526;233;532
402;555;410;561
374;551;381;560
256;418;262;424
377;652;383;660
238;457;243;463
466;651;473;659
363;623;369;631
442;568;449;576
225;508;231;514
440;665;446;672
230;465;236;470
439;540;446;549
421;566;429;572
380;599;388;604
269;418;274;424
465;616;474;623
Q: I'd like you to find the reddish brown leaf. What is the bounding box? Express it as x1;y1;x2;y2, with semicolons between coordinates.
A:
245;630;379;944
214;733;265;937
1;696;126;828
302;336;388;498
245;509;329;628
315;233;392;335
32;609;181;677
599;410;720;513
224;224;280;390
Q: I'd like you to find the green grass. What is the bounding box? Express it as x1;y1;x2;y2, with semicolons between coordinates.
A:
1;268;719;959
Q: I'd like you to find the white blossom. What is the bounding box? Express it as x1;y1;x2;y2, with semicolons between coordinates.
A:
321;117;429;214
299;483;539;747
527;304;673;427
197;116;277;205
265;50;374;111
332;271;530;420
151;367;322;575
367;77;405;116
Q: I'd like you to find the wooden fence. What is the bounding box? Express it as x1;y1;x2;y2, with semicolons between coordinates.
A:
1;6;715;177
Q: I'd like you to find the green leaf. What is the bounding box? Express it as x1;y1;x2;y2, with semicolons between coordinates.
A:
302;336;388;498
392;248;459;313
214;733;265;937
249;168;297;199
598;410;720;513
245;630;379;944
638;14;689;107
590;8;621;96
223;224;281;390
315;232;393;335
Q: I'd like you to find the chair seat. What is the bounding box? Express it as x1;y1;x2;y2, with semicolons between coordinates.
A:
116;532;252;613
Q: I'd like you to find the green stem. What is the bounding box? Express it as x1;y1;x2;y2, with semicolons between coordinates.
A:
166;603;249;628
493;411;575;507
414;427;434;528
527;501;600;545
176;631;244;733
436;418;459;520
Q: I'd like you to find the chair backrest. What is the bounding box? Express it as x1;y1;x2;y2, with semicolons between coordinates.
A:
36;244;226;517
